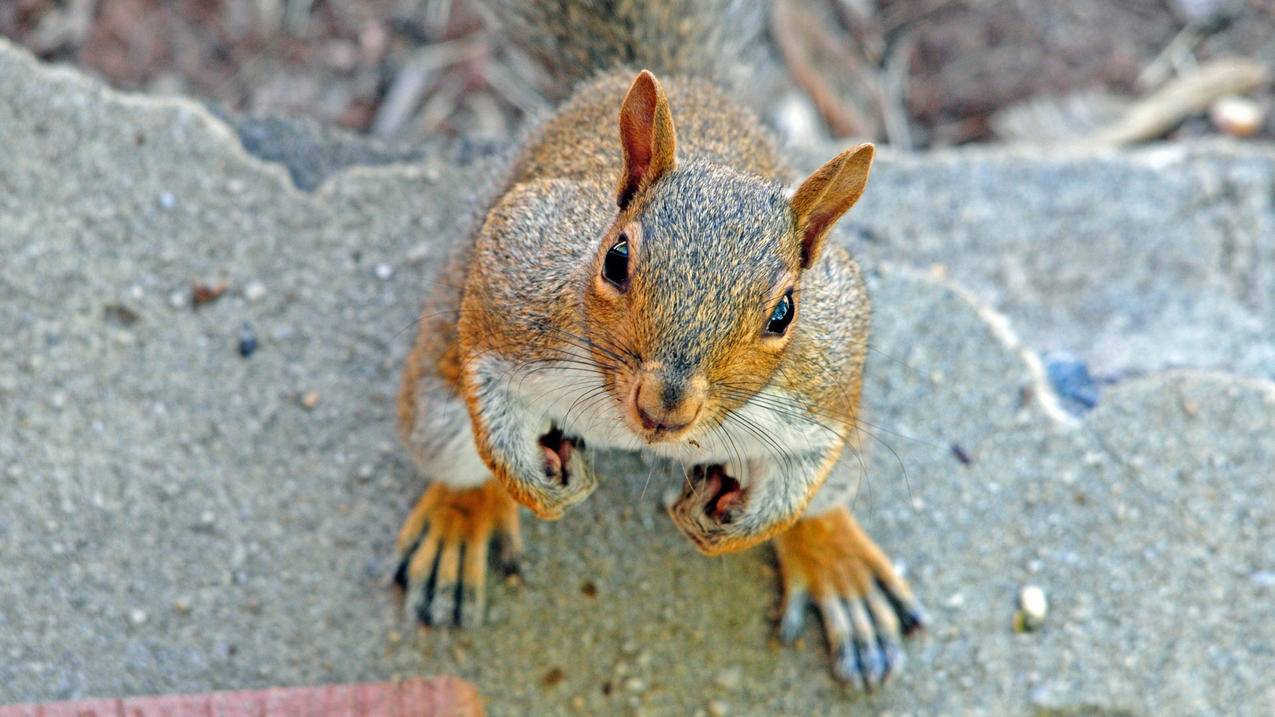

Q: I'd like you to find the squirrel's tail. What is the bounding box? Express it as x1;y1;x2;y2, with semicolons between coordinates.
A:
480;0;766;99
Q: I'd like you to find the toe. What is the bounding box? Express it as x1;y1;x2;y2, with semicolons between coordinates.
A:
460;534;489;627
428;540;463;626
405;525;443;622
865;590;905;679
817;597;858;685
848;599;886;688
778;585;809;644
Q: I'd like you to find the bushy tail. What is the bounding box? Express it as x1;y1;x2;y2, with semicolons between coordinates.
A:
481;0;766;98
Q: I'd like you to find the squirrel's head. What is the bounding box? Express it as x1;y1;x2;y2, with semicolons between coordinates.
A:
582;70;874;445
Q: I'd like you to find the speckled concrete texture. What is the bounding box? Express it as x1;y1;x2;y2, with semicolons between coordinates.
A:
2;40;1273;716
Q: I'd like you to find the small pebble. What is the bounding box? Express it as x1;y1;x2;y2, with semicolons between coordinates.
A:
1045;352;1099;415
375;263;394;280
168;291;187;309
707;699;729;717
192;281;228;307
623;677;645;693
1209;96;1264;138
1015;584;1048;632
158;192;176;209
1251;571;1275;588
243;281;267;302
541;667;566;687
129;608;148;626
173;597;192;615
238;324;259;358
300;390;320;410
714;667;742;690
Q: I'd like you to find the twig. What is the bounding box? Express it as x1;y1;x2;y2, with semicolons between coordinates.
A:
412;74;466;137
771;0;875;138
482;60;549;118
1087;57;1270;146
879;33;916;149
371;34;487;139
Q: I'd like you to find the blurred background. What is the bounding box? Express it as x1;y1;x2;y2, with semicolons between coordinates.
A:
3;0;1273;149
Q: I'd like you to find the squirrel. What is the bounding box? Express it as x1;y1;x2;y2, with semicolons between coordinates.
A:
393;0;926;689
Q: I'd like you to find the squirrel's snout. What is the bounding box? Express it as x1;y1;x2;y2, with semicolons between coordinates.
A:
631;370;706;440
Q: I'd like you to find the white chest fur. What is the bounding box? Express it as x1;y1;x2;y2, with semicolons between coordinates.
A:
507;361;840;469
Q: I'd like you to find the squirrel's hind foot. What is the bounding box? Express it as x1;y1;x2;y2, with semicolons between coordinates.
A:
773;506;926;690
394;479;522;628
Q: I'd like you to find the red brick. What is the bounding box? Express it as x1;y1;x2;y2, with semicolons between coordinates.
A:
1;678;481;717
206;690;261;717
120;694;210;717
0;699;122;717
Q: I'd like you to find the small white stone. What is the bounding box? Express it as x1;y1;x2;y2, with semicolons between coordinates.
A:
375;264;394;280
168;291;187;309
1251;571;1275;588
158;192;176;209
129;608;148;625
1210;96;1264;138
1019;584;1048;630
707;699;729;717
714;667;742;690
623;677;646;692
243;281;267;302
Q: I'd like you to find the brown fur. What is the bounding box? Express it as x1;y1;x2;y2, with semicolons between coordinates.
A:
774;506;913;604
399;479;521;598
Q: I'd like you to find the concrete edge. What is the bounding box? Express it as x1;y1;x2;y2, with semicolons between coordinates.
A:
880;262;1082;429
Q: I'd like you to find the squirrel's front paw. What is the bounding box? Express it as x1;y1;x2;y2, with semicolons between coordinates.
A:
773;507;926;690
668;463;774;555
394;479;522;627
500;427;596;520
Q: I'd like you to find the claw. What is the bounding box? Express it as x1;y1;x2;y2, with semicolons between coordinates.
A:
876;577;927;634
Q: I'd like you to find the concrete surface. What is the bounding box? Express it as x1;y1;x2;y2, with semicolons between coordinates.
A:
2;40;1274;716
840;140;1275;383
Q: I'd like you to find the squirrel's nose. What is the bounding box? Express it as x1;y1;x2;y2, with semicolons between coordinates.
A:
633;371;705;437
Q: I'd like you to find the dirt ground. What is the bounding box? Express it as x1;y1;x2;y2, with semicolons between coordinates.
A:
3;0;1274;146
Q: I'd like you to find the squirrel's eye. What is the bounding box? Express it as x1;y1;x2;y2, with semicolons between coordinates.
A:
766;289;794;335
602;234;630;289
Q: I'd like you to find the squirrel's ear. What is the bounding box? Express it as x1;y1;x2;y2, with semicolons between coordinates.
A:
789;143;875;269
617;70;677;209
